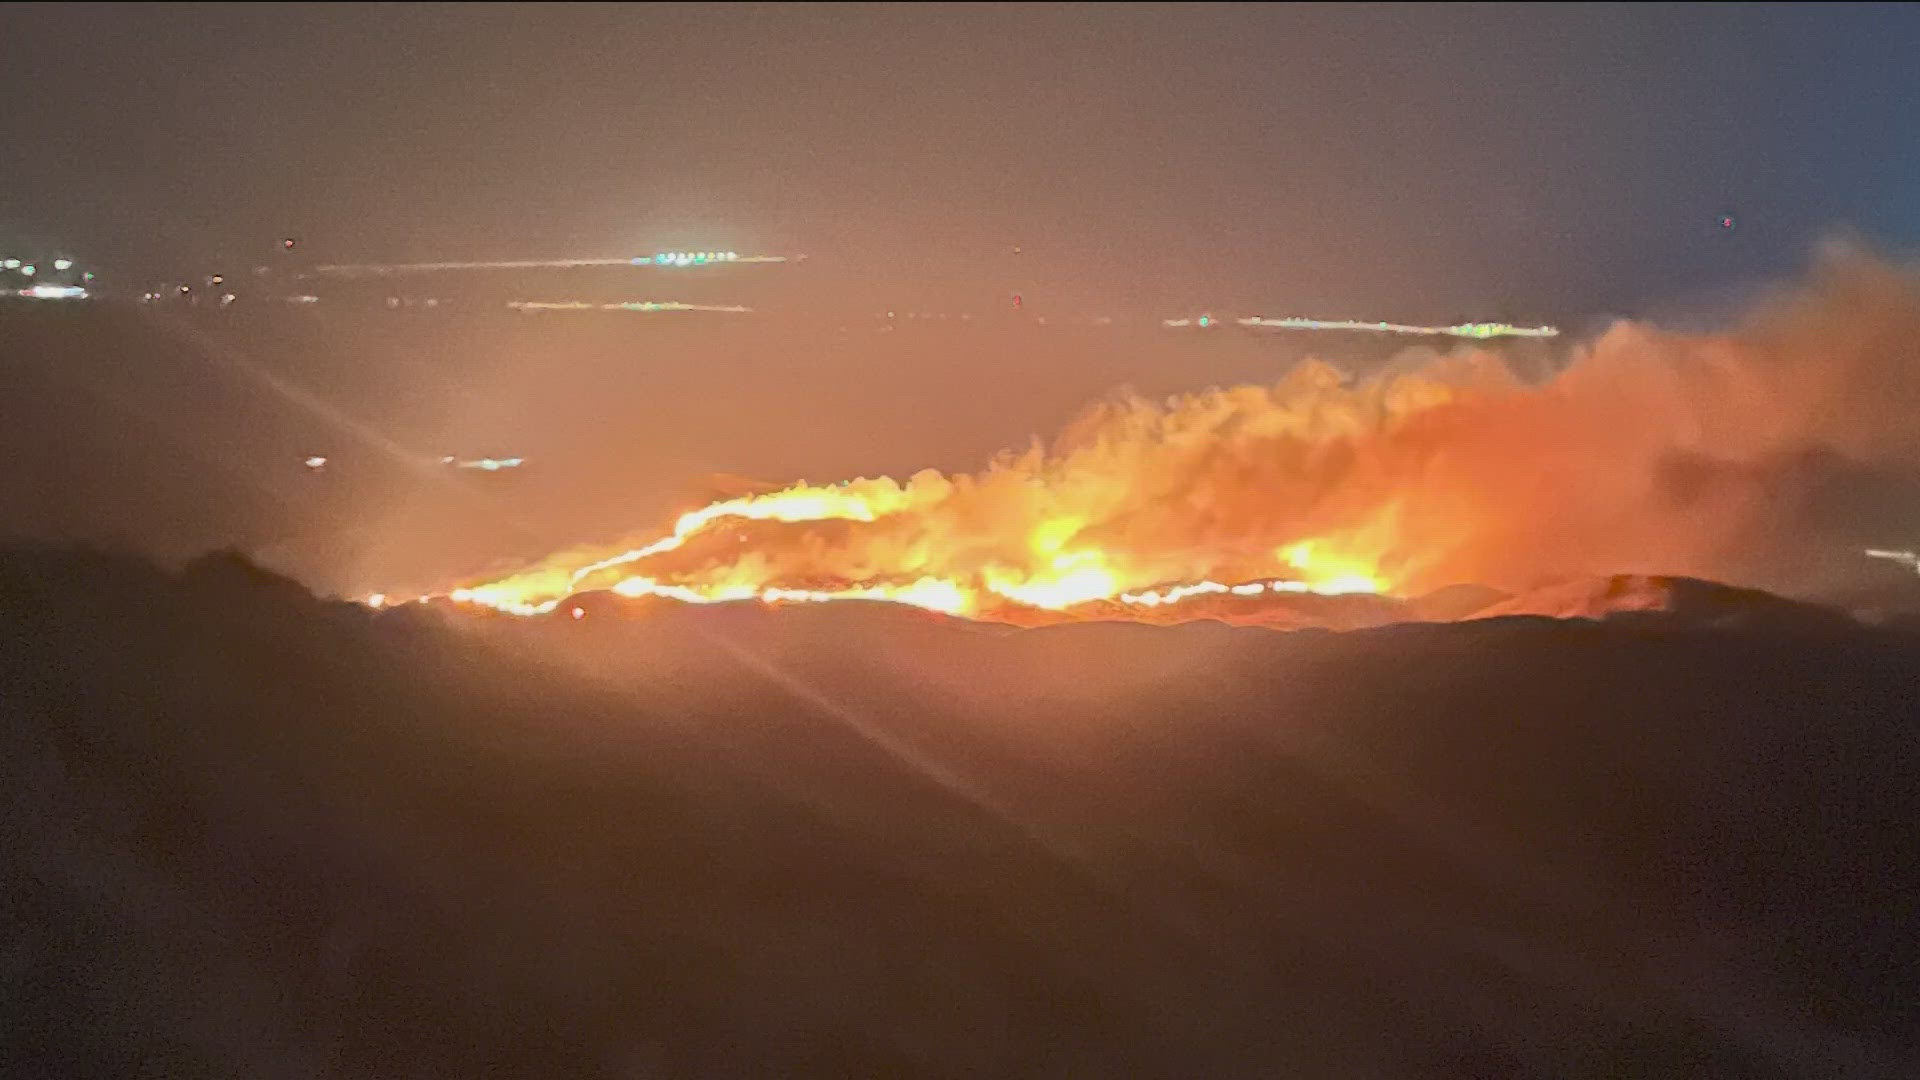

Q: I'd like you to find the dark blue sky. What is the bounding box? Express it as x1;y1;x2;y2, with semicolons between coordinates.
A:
4;3;1918;319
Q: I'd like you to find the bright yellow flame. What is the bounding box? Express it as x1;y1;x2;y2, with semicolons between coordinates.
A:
603;573;974;616
442;522;1388;620
467;478;934;610
982;544;1121;610
1029;516;1084;555
428;378;1412;624
986;565;1120;610
1280;540;1387;595
441;512;1391;622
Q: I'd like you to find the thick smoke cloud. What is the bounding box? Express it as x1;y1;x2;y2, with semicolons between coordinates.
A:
1394;241;1920;592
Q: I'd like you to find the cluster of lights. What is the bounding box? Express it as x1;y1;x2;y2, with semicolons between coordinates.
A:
441;456;526;471
1228;316;1561;338
312;254;792;277
645;251;739;267
11;284;88;301
1159;315;1564;338
3;257;85;277
879;311;977;322
506;300;752;314
3;256;92;299
315;255;765;276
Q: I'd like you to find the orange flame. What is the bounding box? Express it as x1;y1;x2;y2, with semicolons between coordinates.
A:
439;364;1418;621
423;250;1920;623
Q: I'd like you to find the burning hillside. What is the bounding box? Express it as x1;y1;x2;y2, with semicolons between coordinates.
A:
428;247;1920;625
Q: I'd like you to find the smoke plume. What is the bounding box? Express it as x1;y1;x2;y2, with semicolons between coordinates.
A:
462;244;1920;615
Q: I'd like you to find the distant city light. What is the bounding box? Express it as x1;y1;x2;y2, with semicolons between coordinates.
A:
13;284;89;300
652;250;744;267
1865;549;1919;574
19;265;34;276
506;299;753;314
1162;315;1561;338
52;258;72;271
1;259;17;269
446;456;526;471
303;456;328;470
314;254;781;275
1228;315;1559;336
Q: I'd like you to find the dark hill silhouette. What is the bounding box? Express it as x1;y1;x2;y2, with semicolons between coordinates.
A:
3;545;1917;1077
1465;573;1858;630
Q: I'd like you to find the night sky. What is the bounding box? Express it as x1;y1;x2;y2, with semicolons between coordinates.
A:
5;3;1919;319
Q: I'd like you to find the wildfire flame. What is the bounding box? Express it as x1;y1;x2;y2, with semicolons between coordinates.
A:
441;360;1421;621
414;248;1920;624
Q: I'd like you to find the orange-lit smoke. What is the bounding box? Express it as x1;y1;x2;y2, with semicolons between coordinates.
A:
444;245;1920;620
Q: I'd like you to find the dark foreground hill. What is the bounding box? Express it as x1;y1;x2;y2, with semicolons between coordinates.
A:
3;547;1918;1078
